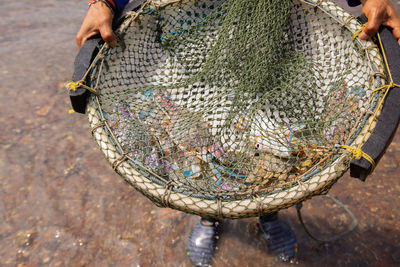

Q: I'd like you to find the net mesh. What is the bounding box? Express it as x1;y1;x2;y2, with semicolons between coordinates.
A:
84;0;385;218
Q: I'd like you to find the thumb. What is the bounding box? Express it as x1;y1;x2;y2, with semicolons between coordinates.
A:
360;10;382;40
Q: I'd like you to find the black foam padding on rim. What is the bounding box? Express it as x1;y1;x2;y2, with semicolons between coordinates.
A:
70;0;146;114
350;15;400;180
70;37;102;113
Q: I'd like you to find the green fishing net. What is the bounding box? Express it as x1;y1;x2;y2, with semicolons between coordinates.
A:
84;0;385;218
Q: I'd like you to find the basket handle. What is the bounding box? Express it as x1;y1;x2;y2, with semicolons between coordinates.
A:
350;14;400;180
69;0;146;114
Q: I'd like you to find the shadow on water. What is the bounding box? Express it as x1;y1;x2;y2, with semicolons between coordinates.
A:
0;0;399;266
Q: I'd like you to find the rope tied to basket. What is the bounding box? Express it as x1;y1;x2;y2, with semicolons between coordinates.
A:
66;80;98;95
371;81;400;93
341;145;375;170
161;180;174;208
80;0;389;219
352;23;367;39
341;26;400;174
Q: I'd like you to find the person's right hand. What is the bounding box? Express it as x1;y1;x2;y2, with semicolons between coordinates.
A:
359;0;400;45
76;1;117;49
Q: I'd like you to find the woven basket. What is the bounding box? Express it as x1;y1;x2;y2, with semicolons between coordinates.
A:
84;0;385;219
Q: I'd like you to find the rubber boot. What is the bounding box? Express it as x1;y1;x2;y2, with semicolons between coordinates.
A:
187;218;219;266
259;212;298;262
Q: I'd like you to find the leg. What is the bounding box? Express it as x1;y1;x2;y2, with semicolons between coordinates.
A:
259;212;297;262
187;217;220;267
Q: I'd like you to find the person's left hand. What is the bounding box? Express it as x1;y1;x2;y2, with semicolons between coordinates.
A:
359;0;400;45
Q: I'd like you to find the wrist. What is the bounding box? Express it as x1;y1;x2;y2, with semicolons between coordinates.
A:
88;0;116;11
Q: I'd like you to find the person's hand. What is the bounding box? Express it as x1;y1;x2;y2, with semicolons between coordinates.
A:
359;0;400;45
76;1;117;49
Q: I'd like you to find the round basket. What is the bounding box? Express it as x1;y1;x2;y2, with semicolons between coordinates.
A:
84;0;385;219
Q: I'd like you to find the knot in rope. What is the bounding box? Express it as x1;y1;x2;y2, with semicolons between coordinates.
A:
66;80;98;95
371;81;400;94
66;81;83;91
341;145;375;172
389;81;400;90
346;146;363;159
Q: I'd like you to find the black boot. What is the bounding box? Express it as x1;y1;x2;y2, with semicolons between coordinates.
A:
259;212;297;262
187;218;219;266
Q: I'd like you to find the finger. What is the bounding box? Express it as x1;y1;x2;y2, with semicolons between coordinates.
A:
76;28;86;49
76;30;99;50
360;10;382;40
392;27;400;45
77;36;85;50
384;18;400;45
76;20;96;49
99;22;117;47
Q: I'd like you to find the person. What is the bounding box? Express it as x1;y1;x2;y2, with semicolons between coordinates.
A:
75;0;400;266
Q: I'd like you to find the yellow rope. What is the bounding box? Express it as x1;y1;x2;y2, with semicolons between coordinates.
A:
344;29;399;175
352;23;366;39
341;145;376;171
371;81;400;94
65;80;98;95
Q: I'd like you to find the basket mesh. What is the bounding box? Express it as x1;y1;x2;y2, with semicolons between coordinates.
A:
85;0;385;219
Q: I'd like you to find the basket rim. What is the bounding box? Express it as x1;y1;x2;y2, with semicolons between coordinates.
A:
85;0;385;218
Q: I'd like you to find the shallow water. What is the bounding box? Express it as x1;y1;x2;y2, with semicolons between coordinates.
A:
0;0;399;266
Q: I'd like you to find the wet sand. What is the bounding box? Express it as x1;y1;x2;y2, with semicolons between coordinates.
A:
0;0;399;266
